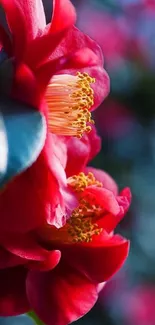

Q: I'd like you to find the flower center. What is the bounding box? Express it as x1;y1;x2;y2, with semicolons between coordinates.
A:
67;198;103;243
68;172;102;193
37;173;103;244
46;72;95;138
67;172;103;242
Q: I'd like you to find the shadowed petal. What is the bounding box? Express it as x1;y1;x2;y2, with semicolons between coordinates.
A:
0;247;26;269
63;236;129;283
85;167;118;196
27;266;98;325
25;0;76;69
66;127;101;177
0;267;29;316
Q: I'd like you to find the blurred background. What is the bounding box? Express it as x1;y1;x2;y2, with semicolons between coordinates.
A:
1;0;155;324
75;1;155;325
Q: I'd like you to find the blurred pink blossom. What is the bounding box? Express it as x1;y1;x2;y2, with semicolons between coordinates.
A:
123;285;155;325
77;4;131;67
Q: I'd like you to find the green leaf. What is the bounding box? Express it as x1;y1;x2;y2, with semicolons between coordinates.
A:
27;311;45;325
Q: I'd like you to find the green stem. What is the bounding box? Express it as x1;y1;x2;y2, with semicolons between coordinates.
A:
27;311;45;325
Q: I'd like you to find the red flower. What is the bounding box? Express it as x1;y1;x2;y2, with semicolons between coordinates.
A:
0;0;109;232
0;128;130;324
66;125;102;177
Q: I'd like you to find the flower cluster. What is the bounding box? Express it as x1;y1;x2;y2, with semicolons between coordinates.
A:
0;0;131;324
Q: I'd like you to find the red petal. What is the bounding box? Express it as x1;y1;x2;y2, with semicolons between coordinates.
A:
97;187;131;233
17;0;46;38
0;160;51;232
0;246;26;269
26;265;98;325
0;266;29;316
13;63;38;106
1;0;46;62
25;0;76;69
118;187;132;215
0;232;61;271
47;134;78;226
53;26;103;66
0;233;53;261
66;126;101;177
63;47;100;69
63;236;130;282
35;48;100;95
85;167;118;195
50;26;110;109
84;186;120;215
66;135;91;177
50;0;76;33
0;147;57;232
97;213;123;233
28;250;61;272
0;134;72;232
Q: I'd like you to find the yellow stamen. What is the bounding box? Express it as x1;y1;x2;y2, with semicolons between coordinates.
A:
67;198;102;243
37;172;103;244
46;72;95;138
68;172;102;193
67;172;103;242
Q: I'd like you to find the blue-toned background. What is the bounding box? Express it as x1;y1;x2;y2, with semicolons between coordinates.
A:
75;1;155;325
2;0;155;324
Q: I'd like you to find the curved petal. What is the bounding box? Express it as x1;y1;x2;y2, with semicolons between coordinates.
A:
98;188;131;233
28;250;61;272
51;26;103;66
85;167;118;196
47;134;78;227
13;63;38;106
0;233;53;261
30;26;109;109
63;47;100;70
83;186;120;215
63;236;130;283
0;266;29;316
0;148;58;232
117;187;132;216
0;133;75;233
0;246;26;269
34;47;100;95
50;0;76;33
0;0;46;61
25;0;76;69
97;213;123;234
65;135;91;177
0;232;61;271
96;188;131;233
66;126;101;177
17;0;46;38
50;26;110;110
26;265;98;325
